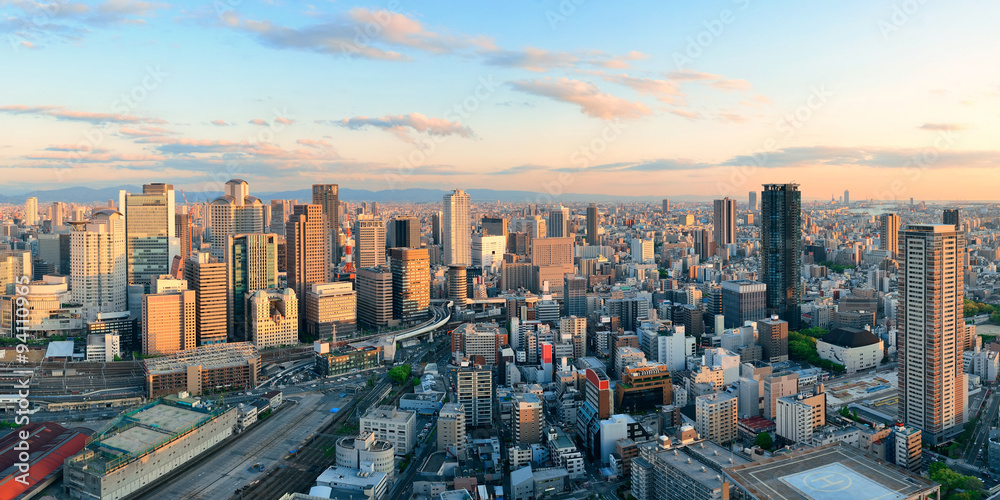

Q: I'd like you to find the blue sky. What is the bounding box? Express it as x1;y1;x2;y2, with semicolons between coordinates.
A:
2;0;999;200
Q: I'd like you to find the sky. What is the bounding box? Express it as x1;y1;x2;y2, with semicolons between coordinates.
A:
2;0;999;201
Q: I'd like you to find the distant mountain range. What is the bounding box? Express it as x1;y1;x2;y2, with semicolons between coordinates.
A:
0;185;723;204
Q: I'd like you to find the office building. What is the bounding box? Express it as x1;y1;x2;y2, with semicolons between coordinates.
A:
817;327;884;373
357;266;392;328
389;247;430;321
547;206;569;238
763;371;798;420
586;204;599;245
760;183;802;329
712;197;737;252
775;385;826;443
393;216;420;249
720;280;766;329
175;213;191;263
532;236;574;296
481;216;507;237
437;403;467;460
86;333;121;363
312;184;340;263
360;405;417;455
355;215;386;268
141;289;196;356
335;431;395;479
314;345;383;377
943;208;960;230
472;234;506;271
453;322;507;364
209;179;265;262
119;183;178;293
514;393;543;445
443;189;471;266
456;365;493;427
630;239;654;263
227;233;279;336
304;282;356;341
758;316;788;363
247;288;298;348
269;199;292;235
695;392;738;445
879;213;901;257
183;252;228;346
287;204;330;319
70;209;127;321
615;363;673;413
899;224;966;445
560;316;587;359
661;199;669;213
748;191;757;211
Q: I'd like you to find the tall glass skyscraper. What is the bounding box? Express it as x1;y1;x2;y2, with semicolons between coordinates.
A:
760;183;801;329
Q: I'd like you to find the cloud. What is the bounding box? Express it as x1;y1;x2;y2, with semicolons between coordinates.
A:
666;70;750;91
670;109;700;119
119;126;174;137
297;138;333;148
487;165;547;175
558;158;713;173
275;116;294;125
509;78;651;120
718;112;750;124
329;113;474;142
222;7;492;61
918;123;965;131
211;119;234;126
480;47;646;72
0;105;166;124
720;146;1000;170
1;0;170;47
249;118;268;126
604;74;683;104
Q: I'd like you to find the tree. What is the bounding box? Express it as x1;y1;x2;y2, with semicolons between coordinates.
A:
754;432;773;450
388;364;412;385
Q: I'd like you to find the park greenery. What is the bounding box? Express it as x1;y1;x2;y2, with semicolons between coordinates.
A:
754;432;773;450
818;260;852;273
929;461;984;499
388;364;412;385
964;299;1000;324
788;328;846;374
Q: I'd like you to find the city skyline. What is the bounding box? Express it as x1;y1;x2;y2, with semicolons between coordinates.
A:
2;0;999;199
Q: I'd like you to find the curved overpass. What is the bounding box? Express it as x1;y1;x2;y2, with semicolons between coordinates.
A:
385;302;452;342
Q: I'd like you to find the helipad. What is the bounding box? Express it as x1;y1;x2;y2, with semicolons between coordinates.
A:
780;463;904;500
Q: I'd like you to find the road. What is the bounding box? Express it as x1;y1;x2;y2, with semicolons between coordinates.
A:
966;387;1000;466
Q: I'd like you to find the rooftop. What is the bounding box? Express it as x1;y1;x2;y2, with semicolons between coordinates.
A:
820;327;881;348
144;342;259;375
724;442;938;500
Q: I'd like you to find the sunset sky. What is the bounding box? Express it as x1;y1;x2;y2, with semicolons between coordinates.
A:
3;0;999;200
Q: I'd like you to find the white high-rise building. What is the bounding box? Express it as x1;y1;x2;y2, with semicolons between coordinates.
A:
209;179;265;262
443;189;471;266
472;234;506;272
630;239;654;263
247;288;298;348
354;215;386;268
24;197;38;226
71;209;127;321
899;224;966;445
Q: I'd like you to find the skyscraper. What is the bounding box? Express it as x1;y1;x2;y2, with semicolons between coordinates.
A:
51;201;64;227
390;247;430;321
287;204;330;321
393;216;421;249
269;199;291;235
312;184;340;263
119;183;178;293
661;199;669;213
442;189;471;266
586;204;599;245
843;190;850;206
354;215;386;268
209;179;265;262
943;208;960;231
357;266;392;329
712;197;737;253
184;252;229;346
431;211;442;246
761;183;802;329
175;213;191;263
899;224;965;445
70;209;127;321
24;197;37;226
879;213;901;257
721;280;766;329
304;281;356;341
547;206;569;238
227;233;279;339
247;288;298;348
748;191;757;211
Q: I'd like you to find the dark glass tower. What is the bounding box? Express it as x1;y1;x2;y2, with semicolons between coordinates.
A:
761;183;802;330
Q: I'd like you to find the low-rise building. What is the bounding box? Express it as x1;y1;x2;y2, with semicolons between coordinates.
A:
143;342;260;397
315;345;383;377
816;327;884;373
360;405;417;456
314;466;389;500
336;431;395;479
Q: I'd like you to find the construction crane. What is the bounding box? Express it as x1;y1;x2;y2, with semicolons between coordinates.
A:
342;208;355;278
179;188;195;217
